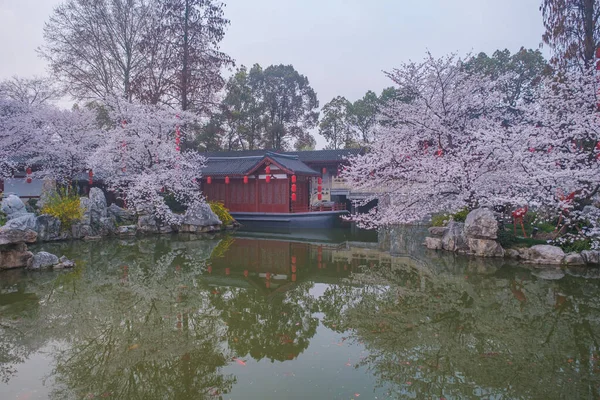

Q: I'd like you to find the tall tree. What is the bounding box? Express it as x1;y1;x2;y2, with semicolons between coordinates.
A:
319;96;352;149
464;48;551;106
0;76;63;106
262;65;319;149
40;0;151;101
347;91;379;144
540;0;600;68
163;0;233;112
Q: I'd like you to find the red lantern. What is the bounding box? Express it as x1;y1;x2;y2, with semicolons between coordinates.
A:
207;265;212;274
318;193;322;201
291;256;296;264
26;167;32;184
291;193;297;202
225;267;230;275
244;270;249;277
322;167;327;174
266;272;271;280
291;175;297;183
243;175;248;184
317;177;322;185
26;167;32;175
317;186;322;192
88;169;93;185
292;274;296;282
265;165;271;174
291;265;297;273
207;176;212;184
266;175;271;183
291;184;297;193
26;177;32;184
225;176;230;184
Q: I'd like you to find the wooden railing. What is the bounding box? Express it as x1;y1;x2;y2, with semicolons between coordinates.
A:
290;202;347;213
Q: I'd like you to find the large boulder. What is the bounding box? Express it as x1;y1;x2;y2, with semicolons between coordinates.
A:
0;228;37;245
80;197;91;225
1;195;29;220
467;238;505;257
525;245;565;265
441;221;468;252
89;188;107;223
71;223;93;239
137;215;173;234
464;208;498;240
425;236;443;250
564;252;586;266
117;225;137;236
3;214;38;231
428;226;448;237
182;203;221;227
36;214;67;241
28;251;59;270
581;250;600;265
37;178;57;209
0;243;33;270
108;204;137;224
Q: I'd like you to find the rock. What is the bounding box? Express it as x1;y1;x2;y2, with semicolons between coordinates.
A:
581;250;600;265
428;226;448;237
80;197;91;225
467;238;505;257
532;268;565;280
107;204;137;224
3;214;37;231
0;243;33;270
425;236;443;250
505;248;520;259
1;194;28;220
56;255;75;269
35;215;67;241
29;251;59;270
566;266;600;279
0;228;37;245
182;203;221;227
441;222;468;252
137;215;172;234
464;208;498;239
117;225;137;236
37;178;57;209
564;252;586;266
71;223;93;240
526;245;565;265
89;188;107;223
97;217;117;236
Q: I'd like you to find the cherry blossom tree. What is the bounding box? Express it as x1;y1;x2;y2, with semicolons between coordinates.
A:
343;54;519;228
89;98;207;222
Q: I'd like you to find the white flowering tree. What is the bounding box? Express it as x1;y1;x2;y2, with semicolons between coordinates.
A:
89;98;207;223
343;54;519;228
0;99;38;178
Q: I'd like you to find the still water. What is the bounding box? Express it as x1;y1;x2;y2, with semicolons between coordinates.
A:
1;227;600;399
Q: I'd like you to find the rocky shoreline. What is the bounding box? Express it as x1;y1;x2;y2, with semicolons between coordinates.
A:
425;208;600;267
0;188;230;271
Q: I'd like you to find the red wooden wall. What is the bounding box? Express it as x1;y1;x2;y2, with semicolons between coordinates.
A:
203;177;290;213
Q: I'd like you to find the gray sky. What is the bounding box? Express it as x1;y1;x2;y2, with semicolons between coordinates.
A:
0;0;547;148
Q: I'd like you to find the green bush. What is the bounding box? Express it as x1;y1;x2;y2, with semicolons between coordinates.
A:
497;228;517;248
209;201;234;225
452;208;470;222
0;211;6;227
41;187;84;230
560;239;592;253
431;214;448;227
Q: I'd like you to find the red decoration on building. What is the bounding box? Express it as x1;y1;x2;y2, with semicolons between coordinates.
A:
291;256;296;264
291;193;297;202
225;267;230;275
265;165;271;174
225;176;230;184
291;184;297;193
207;176;212;184
291;265;297;273
266;272;271;280
88;169;93;185
322;167;327;174
244;270;249;277
318;193;322;201
207;265;212;274
266;175;271;183
26;167;32;184
317;177;322;185
291;175;297;183
317;185;322;192
243;175;249;184
292;274;297;282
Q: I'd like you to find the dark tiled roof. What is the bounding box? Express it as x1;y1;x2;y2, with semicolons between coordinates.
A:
201;152;320;177
201;148;363;163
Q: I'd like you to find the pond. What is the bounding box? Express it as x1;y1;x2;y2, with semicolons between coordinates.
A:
1;227;600;399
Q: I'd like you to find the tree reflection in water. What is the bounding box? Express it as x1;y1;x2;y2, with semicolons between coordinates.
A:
319;255;600;399
1;230;600;399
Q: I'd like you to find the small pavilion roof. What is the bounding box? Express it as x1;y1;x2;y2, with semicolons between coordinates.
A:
202;152;320;177
201;148;363;164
